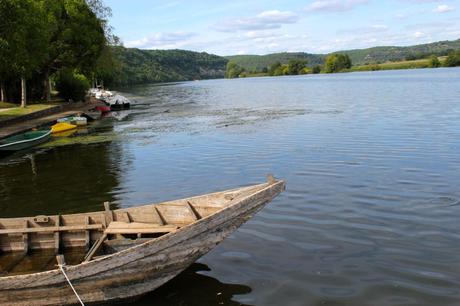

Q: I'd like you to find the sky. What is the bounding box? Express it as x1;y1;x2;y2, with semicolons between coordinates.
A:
105;0;460;56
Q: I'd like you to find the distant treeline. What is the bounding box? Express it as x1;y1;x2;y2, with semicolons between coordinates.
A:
225;51;460;78
225;39;460;75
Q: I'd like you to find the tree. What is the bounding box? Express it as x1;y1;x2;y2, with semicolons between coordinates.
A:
268;62;282;76
428;55;441;68
324;54;352;73
311;65;322;74
39;0;108;101
225;61;244;78
0;0;48;106
287;59;307;75
444;51;460;67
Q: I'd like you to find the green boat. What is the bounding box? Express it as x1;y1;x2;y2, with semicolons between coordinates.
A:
0;129;51;151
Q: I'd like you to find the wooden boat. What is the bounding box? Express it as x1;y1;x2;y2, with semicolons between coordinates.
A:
0;176;285;305
0;129;51;151
51;122;77;134
110;102;130;111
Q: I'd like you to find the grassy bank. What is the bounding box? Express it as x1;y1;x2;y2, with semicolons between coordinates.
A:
0;103;56;121
348;58;446;72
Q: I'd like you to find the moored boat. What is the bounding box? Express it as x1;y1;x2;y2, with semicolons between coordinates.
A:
81;109;102;121
95;105;111;113
51;122;77;134
0;129;51;151
0;176;285;305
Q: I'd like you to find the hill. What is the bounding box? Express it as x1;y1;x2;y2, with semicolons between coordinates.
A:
107;39;460;86
226;39;460;71
109;47;228;86
225;53;324;72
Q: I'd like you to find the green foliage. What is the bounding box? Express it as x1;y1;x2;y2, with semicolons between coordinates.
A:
444;51;460;67
55;70;90;101
287;59;307;75
226;53;323;72
324;54;352;73
0;0;111;104
109;47;227;85
428;55;441;68
311;65;322;74
225;61;245;78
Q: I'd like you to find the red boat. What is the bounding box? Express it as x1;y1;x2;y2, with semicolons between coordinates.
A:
95;105;111;113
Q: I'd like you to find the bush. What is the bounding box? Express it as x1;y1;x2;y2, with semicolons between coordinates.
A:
55;70;90;101
428;55;441;68
444;51;460;67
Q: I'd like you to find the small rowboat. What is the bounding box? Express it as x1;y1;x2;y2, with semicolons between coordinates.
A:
51;122;77;134
0;129;51;151
0;176;285;305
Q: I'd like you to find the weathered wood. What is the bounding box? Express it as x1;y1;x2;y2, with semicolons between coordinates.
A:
54;216;60;254
153;206;166;225
84;233;107;263
104;201;113;226
56;255;66;267
0;178;286;306
0;224;103;235
84;216;91;251
104;222;177;235
22;220;28;254
186;201;201;220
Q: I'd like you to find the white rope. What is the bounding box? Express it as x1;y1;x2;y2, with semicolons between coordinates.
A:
58;264;85;306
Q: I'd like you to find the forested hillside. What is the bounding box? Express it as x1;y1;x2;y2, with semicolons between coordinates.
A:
109;47;227;86
225;53;324;72
225;39;460;72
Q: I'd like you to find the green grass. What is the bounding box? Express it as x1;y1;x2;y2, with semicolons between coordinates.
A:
0;104;55;121
347;58;447;72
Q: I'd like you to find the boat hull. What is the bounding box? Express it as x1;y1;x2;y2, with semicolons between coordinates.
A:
0;130;51;151
0;180;285;305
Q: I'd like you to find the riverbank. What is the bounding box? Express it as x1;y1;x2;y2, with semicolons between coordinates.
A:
237;57;447;78
0;98;105;140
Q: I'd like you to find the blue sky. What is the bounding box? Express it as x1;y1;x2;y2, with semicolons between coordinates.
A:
105;0;460;55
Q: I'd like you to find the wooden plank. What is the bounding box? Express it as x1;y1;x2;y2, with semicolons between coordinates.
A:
153;206;166;226
84;216;91;251
104;227;177;235
83;233;107;263
104;201;113;226
186;201;201;220
22;220;28;254
54;215;60;254
104;222;177;235
0;224;103;235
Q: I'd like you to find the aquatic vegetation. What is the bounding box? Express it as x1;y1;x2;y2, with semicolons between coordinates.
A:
40;134;117;148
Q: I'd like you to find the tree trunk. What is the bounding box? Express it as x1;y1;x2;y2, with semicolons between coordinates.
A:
43;69;51;102
21;77;27;108
0;82;5;102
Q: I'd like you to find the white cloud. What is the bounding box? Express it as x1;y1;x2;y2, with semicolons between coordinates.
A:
126;32;197;49
306;0;369;13
434;4;455;13
215;10;299;32
413;31;425;38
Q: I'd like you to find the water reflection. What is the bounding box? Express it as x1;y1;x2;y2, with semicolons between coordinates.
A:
0;141;127;217
133;263;253;306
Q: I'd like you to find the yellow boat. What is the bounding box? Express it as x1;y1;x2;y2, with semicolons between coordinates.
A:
51;122;77;134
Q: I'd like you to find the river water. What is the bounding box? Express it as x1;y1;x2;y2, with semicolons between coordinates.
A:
1;68;460;305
